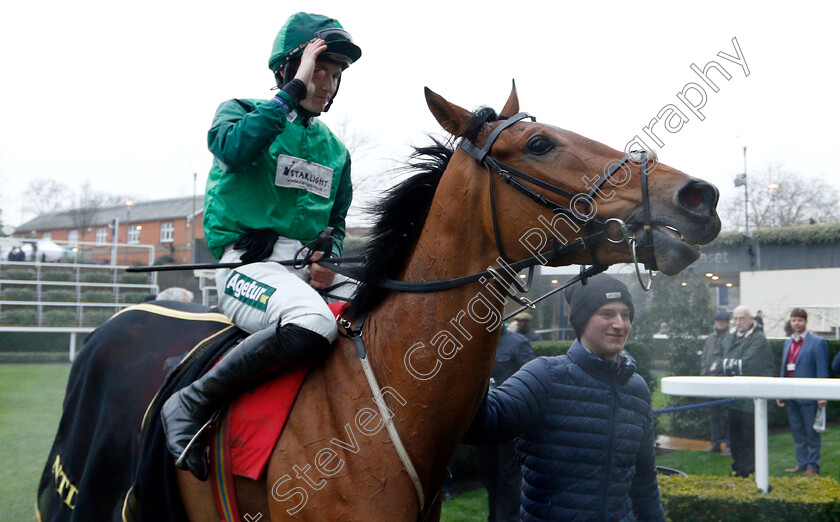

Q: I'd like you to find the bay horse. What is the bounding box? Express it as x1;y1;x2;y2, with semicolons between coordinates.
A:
41;82;720;521
177;83;720;520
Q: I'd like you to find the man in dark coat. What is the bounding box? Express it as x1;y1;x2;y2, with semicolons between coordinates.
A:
776;308;828;476
701;310;731;454
476;328;535;521
721;305;774;478
508;312;542;343
466;274;664;521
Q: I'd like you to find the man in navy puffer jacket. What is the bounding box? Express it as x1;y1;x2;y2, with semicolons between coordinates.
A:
466;274;665;521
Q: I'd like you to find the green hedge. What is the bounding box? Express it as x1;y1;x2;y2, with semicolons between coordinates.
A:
83;311;113;327
120;273;149;285
83;272;112;283
0;332;72;353
660;475;840;521
44;290;76;302
4;309;37;326
4;269;34;280
709;223;840;247
44;310;76;327
122;292;148;304
85;290;115;302
3;288;35;301
42;270;73;281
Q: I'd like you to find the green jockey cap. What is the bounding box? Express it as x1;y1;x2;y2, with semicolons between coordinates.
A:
269;12;362;72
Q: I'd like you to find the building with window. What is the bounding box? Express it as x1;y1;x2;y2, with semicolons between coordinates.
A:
15;196;208;266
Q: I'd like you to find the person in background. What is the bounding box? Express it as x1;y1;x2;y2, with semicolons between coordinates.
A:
507;312;541;342
475;328;536;521
721;305;774;478
156;287;195;303
7;246;25;261
784;320;793;337
754;310;764;330
701;310;730;455
776;308;828;476
466;274;664;521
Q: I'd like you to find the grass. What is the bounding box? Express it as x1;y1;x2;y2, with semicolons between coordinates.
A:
2;364;837;521
657;424;840;479
441;488;488;521
0;364;70;521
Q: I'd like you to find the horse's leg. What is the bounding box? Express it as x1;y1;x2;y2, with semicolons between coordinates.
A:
176;468;217;521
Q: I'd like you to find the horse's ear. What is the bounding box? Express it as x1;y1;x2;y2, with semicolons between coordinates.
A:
425;87;473;138
499;79;519;118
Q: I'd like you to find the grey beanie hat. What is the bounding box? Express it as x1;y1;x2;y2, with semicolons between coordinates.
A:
564;274;634;338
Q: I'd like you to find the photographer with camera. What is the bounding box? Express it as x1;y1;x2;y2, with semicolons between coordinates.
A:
720;305;774;477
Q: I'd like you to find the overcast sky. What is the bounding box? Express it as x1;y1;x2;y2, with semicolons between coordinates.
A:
1;1;837;229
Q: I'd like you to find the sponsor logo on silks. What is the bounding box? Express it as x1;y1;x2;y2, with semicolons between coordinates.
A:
275;154;334;199
225;272;276;311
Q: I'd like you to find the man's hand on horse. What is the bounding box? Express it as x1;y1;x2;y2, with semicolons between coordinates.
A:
308;251;335;289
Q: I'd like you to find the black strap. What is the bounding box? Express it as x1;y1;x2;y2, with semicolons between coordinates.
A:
502;264;609;321
637;154;658;271
459;112;535;163
319;231;606;293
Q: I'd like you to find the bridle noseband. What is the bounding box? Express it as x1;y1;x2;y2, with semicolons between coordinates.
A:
459;111;657;290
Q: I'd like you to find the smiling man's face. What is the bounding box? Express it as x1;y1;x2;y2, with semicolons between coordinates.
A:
580;302;631;361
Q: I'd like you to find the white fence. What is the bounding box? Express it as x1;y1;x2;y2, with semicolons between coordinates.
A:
0;240;158;359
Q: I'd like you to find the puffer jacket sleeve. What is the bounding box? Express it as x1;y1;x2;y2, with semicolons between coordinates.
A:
464;358;550;445
629;401;665;521
207;93;293;172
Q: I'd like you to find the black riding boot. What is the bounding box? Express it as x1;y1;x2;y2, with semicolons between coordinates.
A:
160;323;331;480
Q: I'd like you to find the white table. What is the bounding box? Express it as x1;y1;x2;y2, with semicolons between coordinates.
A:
660;376;840;492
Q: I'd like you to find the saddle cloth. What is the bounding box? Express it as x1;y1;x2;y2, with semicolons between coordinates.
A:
226;301;349;480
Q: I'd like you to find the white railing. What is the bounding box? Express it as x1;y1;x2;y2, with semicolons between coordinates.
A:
662;376;840;493
196;269;218;308
0;240;158;359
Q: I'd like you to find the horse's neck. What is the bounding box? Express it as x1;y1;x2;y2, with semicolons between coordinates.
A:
362;175;504;486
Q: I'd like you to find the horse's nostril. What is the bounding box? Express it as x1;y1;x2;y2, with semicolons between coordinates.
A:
678;181;718;214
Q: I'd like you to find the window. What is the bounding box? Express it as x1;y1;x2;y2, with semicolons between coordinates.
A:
67;230;79;245
160;222;174;243
42;232;52;240
128;226;141;244
95;228;109;244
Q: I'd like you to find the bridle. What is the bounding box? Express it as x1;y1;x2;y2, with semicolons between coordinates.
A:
459;111;657;290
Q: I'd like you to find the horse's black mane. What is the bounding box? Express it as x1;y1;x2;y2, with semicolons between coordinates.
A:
345;106;500;318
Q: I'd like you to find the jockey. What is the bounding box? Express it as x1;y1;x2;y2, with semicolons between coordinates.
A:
161;12;361;480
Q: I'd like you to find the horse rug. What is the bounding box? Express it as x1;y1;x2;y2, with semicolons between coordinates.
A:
36;300;325;522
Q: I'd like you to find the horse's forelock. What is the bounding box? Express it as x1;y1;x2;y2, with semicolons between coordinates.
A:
463;106;499;142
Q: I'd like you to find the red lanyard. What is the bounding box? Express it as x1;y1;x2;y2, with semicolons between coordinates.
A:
788;339;803;364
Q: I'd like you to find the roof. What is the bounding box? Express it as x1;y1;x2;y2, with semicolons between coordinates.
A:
15;195;204;232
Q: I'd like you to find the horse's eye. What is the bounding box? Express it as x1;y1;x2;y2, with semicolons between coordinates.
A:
527;136;555;155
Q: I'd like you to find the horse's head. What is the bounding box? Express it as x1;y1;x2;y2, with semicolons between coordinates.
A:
425;83;721;276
